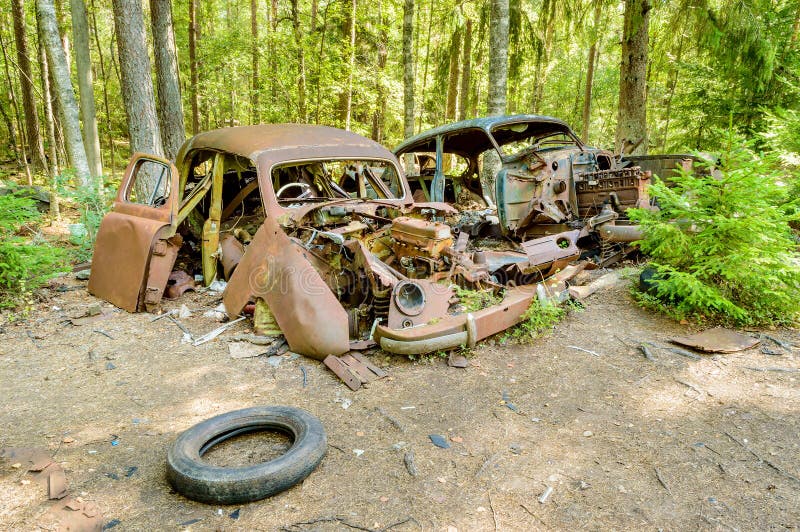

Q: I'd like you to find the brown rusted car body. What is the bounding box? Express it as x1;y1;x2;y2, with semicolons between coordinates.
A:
89;122;657;358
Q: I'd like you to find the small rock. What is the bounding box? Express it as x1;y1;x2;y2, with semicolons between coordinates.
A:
356;431;365;437
106;362;116;370
428;434;450;449
353;449;364;457
437;477;447;483
267;355;282;368
86;303;101;316
583;430;593;437
11;463;21;469
579;481;590;490
340;398;352;410
379;496;389;503
62;437;75;444
75;269;91;281
20;479;30;485
509;443;522;455
450;436;463;443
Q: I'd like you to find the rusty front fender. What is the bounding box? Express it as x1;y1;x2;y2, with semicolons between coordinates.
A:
223;216;350;360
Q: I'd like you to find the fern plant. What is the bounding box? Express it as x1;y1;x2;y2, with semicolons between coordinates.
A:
0;194;68;307
628;133;800;326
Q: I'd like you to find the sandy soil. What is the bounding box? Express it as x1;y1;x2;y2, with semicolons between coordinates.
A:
1;274;798;531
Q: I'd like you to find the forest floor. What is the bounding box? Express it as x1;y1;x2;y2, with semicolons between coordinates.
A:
0;272;799;531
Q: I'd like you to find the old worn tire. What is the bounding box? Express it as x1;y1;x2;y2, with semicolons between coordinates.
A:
166;406;326;504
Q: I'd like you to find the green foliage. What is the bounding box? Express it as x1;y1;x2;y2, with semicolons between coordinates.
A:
0;194;68;307
504;298;568;342
629;134;800;326
58;175;111;262
453;284;502;312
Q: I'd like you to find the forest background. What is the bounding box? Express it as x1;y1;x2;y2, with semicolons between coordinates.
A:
2;0;799;186
0;0;798;313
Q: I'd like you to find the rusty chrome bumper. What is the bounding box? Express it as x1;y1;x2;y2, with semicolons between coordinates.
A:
374;264;584;355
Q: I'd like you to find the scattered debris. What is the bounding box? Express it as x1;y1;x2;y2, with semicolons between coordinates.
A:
229;333;277;345
352;449;365;457
761;346;784;356
661;345;701;360
403;451;418;477
538;486;554;504
672;328;759;353
164;271;196;300
323;352;387;391
654;467;672;495
568;272;621;300
229;509;240;520
724;431;800;484
761;334;793;351
501;390;520;413
376;407;405;432
639;344;656;362
300;366;308;387
178;304;192;319
447;352;469;368
567;345;601;357
192;317;246;346
93;329;114;339
428;434;450;449
743;366;799;373
202;303;228;321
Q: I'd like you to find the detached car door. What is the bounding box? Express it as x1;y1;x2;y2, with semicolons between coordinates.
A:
88;154;180;312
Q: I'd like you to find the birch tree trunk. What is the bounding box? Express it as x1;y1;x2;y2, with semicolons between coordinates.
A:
36;17;60;220
150;0;185;161
70;0;102;176
616;0;650;155
36;0;92;188
189;0;200;134
11;0;47;175
402;0;414;139
581;1;602;142
36;14;58;177
0;25;23;168
112;0;163;159
487;0;509;116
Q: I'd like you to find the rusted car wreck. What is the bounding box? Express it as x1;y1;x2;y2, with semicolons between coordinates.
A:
88;119;661;360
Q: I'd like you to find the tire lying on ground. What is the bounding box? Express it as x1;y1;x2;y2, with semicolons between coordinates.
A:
166;406;327;504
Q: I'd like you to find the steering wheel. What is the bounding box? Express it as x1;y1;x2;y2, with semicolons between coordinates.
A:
276;182;313;199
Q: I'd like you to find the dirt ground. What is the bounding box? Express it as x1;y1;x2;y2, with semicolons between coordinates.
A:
0;273;798;531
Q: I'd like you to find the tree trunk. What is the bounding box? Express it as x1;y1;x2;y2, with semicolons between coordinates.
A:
36;16;60;220
250;0;259;123
581;1;602;142
487;0;509;116
150;0;185;161
291;0;307;122
371;0;386;142
616;0;650;155
402;0;414;138
0;24;24;168
189;0;200;134
11;0;47;175
89;0;114;178
112;0;163;161
36;13;58;178
445;28;461;122
532;0;555;113
36;0;92;187
417;0;431;132
70;0;102;176
343;0;356;130
458;18;472;121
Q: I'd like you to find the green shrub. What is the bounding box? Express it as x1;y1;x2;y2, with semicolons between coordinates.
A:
628;134;800;326
0;194;68;307
59;178;111;262
504;298;568;342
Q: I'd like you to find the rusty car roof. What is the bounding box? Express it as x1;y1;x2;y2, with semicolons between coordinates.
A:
176;124;398;164
394;114;576;156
